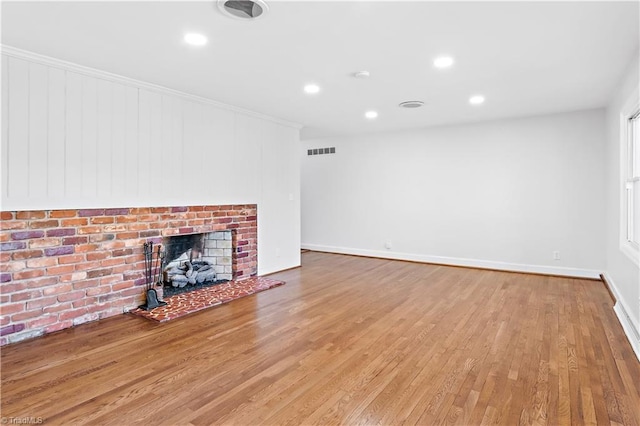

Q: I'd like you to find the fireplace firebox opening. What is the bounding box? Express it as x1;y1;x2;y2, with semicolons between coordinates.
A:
160;230;233;297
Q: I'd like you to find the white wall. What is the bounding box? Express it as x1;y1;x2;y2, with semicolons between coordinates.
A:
302;109;606;278
1;48;301;275
604;53;640;358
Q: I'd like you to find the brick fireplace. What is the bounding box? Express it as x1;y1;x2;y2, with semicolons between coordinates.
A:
0;204;257;345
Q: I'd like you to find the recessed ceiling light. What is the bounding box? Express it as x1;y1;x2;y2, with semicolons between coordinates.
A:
433;56;454;69
469;95;485;105
184;33;208;46
304;84;320;94
365;110;378;120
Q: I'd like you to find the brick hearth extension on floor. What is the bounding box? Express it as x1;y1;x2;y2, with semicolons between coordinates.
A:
0;204;257;345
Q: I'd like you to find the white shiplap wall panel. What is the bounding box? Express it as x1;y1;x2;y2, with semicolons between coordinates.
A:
28;62;48;198
233;113;248;199
47;67;66;198
168;95;183;201
1;49;301;274
110;83;127;197
234;113;262;202
64;70;83;198
137;89;152;200
123;86;139;201
97;79;114;198
148;90;162;199
207;105;236;202
80;76;98;198
192;99;206;186
248;116;264;200
199;105;218;192
7;57;29;199
181;99;194;195
159;94;173;199
2;56;9;200
1;53;300;210
181;99;204;199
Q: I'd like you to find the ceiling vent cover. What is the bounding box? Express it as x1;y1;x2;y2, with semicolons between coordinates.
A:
218;0;269;20
399;101;424;109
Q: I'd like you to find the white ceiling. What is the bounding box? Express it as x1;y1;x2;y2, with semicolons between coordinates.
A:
2;1;639;140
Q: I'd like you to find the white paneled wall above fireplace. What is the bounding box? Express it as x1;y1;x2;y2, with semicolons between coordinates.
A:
1;47;301;275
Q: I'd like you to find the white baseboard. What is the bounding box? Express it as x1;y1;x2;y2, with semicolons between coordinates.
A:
301;244;602;279
602;273;640;362
613;303;640;362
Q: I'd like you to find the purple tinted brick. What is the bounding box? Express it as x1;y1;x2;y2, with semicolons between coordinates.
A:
1;323;25;336
11;230;45;240
0;273;11;283
46;228;76;237
62;236;88;245
44;246;74;256
0;241;26;251
78;209;105;217
105;208;130;215
171;206;188;213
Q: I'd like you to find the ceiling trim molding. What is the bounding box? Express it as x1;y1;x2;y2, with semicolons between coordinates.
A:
1;44;303;130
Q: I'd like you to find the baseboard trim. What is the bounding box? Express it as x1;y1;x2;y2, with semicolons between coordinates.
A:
599;274;617;303
300;244;602;279
262;264;302;276
601;273;640;362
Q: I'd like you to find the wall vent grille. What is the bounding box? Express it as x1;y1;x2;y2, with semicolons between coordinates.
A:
307;147;336;156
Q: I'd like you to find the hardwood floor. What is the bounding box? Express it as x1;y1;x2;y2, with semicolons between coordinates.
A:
1;251;639;425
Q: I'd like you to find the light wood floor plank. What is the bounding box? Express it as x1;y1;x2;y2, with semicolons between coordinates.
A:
1;252;639;425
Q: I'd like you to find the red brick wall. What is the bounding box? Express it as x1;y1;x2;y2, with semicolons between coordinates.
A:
0;204;257;345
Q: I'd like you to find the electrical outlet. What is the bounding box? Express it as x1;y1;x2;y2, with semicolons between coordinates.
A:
384;241;392;250
276;248;281;257
553;251;560;260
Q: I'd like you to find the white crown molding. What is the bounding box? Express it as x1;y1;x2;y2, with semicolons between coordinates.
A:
300;243;603;279
1;44;303;130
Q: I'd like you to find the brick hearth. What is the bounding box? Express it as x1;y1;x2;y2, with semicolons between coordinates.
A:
0;204;257;345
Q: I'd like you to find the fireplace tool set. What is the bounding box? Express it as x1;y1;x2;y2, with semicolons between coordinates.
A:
138;241;168;311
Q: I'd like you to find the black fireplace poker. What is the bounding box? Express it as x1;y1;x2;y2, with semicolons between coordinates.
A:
138;241;168;311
